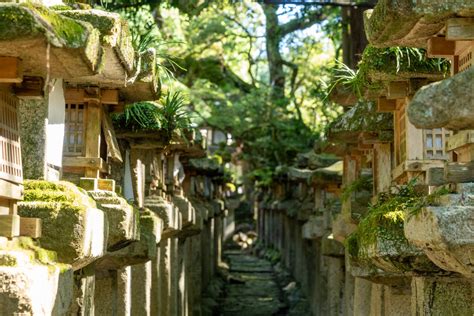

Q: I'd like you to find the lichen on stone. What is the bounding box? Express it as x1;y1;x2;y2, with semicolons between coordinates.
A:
327;101;393;143
18;181;101;265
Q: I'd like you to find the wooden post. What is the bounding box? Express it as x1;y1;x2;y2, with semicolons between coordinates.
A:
85;101;102;178
373;143;392;194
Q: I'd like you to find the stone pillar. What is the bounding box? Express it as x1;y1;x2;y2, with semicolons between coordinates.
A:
169;237;179;316
69;265;96;315
159;239;171;316
177;238;188;316
19;79;66;180
353;278;372;316
344;253;355;316
214;214;223;269
201;219;211;290
326;257;344;316
94;267;133;316
19;97;47;179
151;248;160;315
411;277;473;315
131;262;152;316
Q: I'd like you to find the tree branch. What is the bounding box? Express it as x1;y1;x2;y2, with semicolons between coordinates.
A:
280;9;326;36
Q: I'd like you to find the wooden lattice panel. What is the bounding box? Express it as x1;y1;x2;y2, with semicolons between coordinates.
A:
64;103;86;156
423;128;452;160
0;90;22;184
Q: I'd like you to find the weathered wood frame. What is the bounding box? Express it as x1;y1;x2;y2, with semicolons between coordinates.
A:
63;87;121;178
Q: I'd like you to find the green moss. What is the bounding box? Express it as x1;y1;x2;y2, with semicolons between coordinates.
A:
346;180;449;263
360;46;449;77
24;3;88;48
0;5;40;40
0;3;92;48
23;180;96;208
0;254;18;266
327;101;393;142
50;4;73;11
59;10;118;35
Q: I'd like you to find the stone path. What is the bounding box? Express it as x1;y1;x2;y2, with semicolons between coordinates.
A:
218;250;287;316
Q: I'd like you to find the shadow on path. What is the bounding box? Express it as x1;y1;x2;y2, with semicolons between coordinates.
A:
217;249;288;316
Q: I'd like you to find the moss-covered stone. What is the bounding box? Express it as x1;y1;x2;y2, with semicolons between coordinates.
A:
94;208;162;270
346;185;445;274
18;181;106;270
89;190;140;251
311;161;343;184
327;101;393;143
0;3;102;73
364;0;474;48
18;99;47;180
0;3;90;48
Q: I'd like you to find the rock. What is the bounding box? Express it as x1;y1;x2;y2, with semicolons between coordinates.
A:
411;277;474;316
327;101;393;144
302;216;325;240
404;205;474;277
145;195;181;239
321;233;345;257
95;208;162;270
89;190;140;251
408;68;474;130
0;238;74;315
18;181;107;270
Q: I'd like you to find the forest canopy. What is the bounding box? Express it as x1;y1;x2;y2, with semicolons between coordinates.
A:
82;0;361;184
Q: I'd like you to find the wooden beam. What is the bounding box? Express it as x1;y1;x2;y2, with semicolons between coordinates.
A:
13;76;44;99
64;88;84;103
84;87;101;103
444;162;474;183
387;81;408;100
446;18;474;41
101;89;119;105
19;217;41;238
377;97;396;112
446;130;474;151
427;37;456;58
63;156;105;169
0;214;20;237
85;101;102;178
0;179;23;201
101;108;123;162
0;57;22;83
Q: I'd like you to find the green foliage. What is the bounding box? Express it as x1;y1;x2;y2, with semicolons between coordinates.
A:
346;180;449;260
263;247;281;265
113;101;163;131
247;168;274;188
112;91;192;141
341;175;373;202
328;46;449;97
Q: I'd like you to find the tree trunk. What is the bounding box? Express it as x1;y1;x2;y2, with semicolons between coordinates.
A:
262;4;286;106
